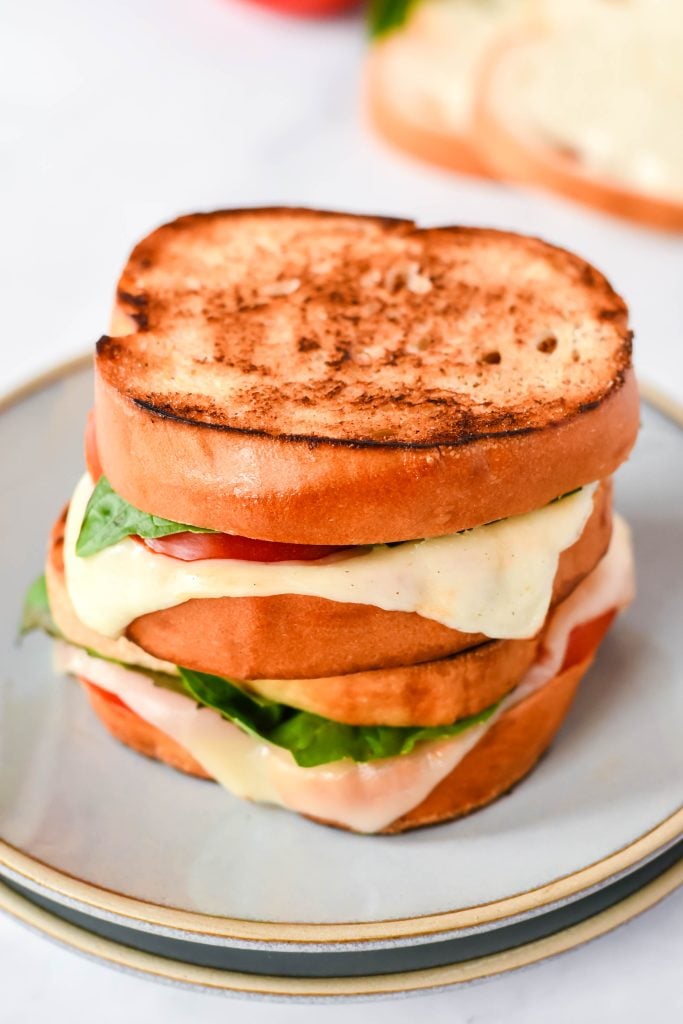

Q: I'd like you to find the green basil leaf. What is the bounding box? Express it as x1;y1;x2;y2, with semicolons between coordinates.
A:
180;668;287;737
19;575;61;638
178;667;498;767
269;706;497;766
76;477;214;557
368;0;419;37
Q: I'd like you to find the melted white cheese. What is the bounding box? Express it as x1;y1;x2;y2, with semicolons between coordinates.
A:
63;474;596;640
53;643;493;834
54;517;634;832
516;515;634;700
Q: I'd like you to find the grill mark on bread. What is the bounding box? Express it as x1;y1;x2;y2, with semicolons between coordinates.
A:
101;209;632;448
127;393;580;449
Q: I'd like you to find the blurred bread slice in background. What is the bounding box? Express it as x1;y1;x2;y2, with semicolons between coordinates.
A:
367;0;528;176
367;0;683;230
474;0;683;229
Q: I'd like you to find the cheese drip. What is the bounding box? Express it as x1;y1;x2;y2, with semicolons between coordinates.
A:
64;474;596;640
54;516;634;833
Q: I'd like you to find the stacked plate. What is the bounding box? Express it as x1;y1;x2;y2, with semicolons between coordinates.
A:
0;361;680;997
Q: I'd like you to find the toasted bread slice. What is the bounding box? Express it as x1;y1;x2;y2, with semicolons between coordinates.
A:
96;209;637;544
366;0;523;177
381;646;593;832
473;14;683;231
246;637;537;727
48;482;611;680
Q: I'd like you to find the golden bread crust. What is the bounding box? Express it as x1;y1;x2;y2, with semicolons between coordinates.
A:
242;636;537;726
95;208;638;543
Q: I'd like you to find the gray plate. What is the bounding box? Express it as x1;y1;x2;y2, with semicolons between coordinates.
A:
0;361;681;981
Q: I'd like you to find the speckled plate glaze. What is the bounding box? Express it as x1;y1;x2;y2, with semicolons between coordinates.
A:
0;360;681;994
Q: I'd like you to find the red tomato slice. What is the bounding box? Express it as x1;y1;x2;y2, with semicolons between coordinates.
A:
81;678;127;709
84;409;350;563
561;609;617;671
140;533;348;562
243;0;360;18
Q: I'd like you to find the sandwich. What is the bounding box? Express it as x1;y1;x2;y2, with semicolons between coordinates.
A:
23;208;639;834
473;0;683;230
368;0;683;231
367;0;523;177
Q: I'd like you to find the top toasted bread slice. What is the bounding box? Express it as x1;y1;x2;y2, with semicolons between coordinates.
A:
103;208;631;446
94;208;638;543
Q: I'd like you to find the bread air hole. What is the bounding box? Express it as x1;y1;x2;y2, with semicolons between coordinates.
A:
537;335;558;354
481;351;501;365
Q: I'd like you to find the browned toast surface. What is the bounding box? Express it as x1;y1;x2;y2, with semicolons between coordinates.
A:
102;208;631;447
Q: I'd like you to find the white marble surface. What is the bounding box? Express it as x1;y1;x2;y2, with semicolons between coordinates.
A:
0;0;681;1019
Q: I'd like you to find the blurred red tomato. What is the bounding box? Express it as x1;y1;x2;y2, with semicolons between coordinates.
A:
243;0;360;17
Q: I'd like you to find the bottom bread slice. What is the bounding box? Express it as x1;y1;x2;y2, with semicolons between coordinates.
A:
381;650;589;833
82;679;211;780
78;643;596;834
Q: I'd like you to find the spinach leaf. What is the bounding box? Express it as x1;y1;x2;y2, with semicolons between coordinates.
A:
179;667;497;767
368;0;419;37
76;477;213;557
20;575;61;638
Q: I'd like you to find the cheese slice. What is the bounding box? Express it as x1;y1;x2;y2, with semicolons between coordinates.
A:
54;517;634;833
516;515;635;700
53;645;493;834
63;474;596;641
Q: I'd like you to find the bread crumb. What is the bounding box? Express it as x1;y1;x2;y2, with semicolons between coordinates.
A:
383;261;433;295
360;269;382;288
406;268;433;295
261;278;300;297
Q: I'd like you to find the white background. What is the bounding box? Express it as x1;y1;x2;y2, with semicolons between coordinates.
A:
1;0;681;1020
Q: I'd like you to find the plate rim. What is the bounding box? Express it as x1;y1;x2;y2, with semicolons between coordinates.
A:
1;858;680;998
0;355;681;949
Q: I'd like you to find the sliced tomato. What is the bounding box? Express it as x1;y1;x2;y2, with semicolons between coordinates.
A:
139;533;349;563
85;409;350;562
85;409;103;481
81;678;128;710
243;0;360;18
561;609;617;671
